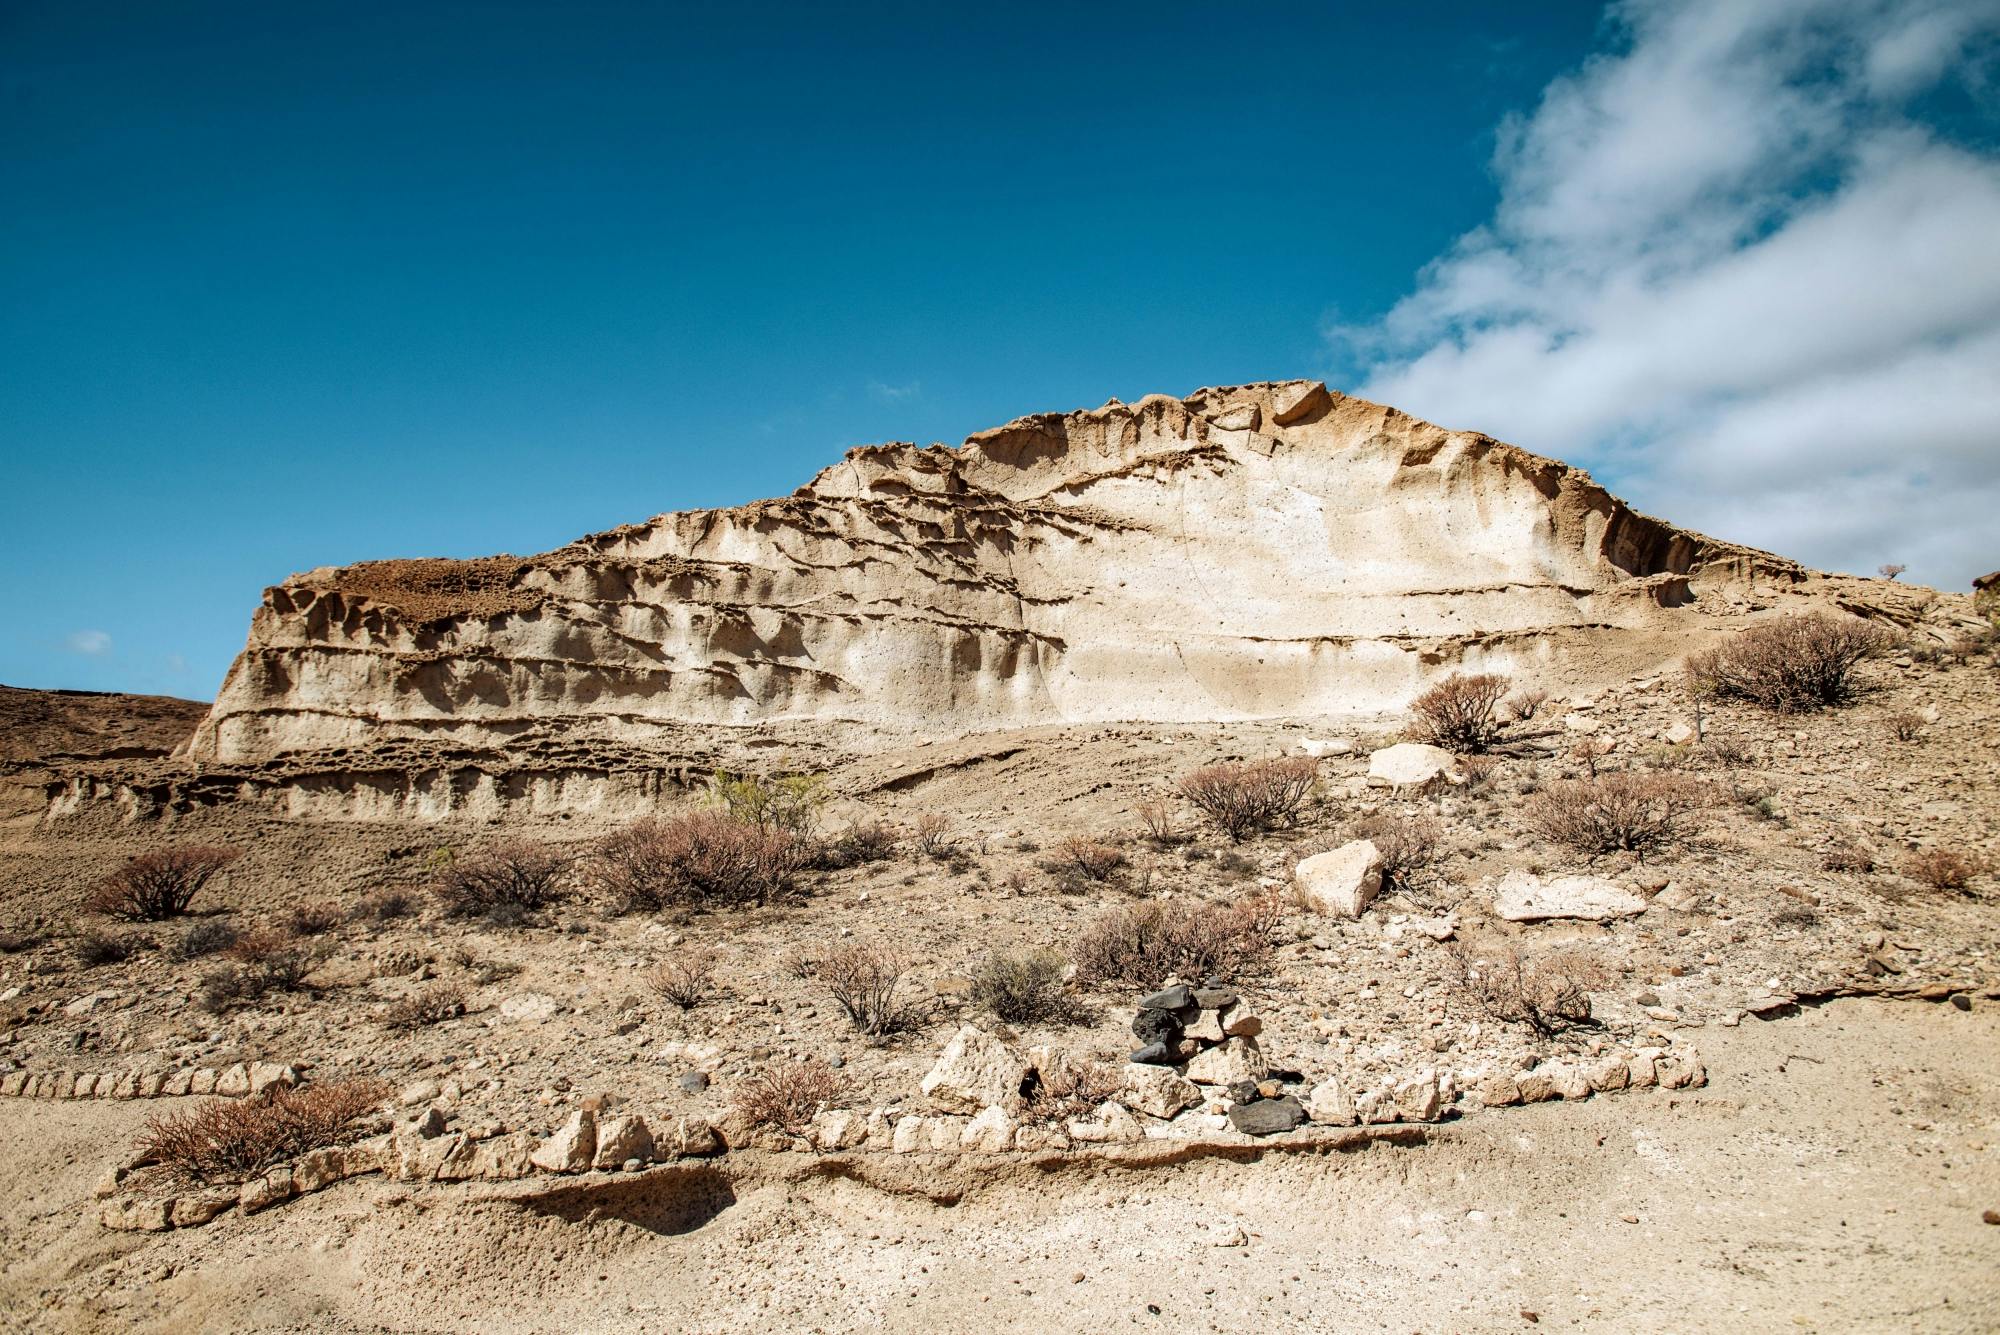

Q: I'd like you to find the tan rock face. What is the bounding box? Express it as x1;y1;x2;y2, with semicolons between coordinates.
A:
177;381;1789;795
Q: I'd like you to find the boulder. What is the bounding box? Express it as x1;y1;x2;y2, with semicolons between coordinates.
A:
1120;1065;1202;1119
1131;1008;1183;1046
592;1114;656;1170
214;1063;252;1097
248;1062;297;1095
1182;1037;1267;1086
1218;1002;1263;1037
238;1169;295;1214
1477;1073;1523;1107
1492;870;1646;922
171;1190;236;1228
672;1116;723;1157
960;1105;1019;1153
1662;721;1697;746
920;1026;1031;1113
1182;1009;1225;1043
1138;985;1194;1011
1396;1073;1442;1122
1271;379;1331;425
1128;1042;1174;1066
1294;841;1384;919
1297;737;1354;758
1228;1096;1305;1136
1307;1077;1356;1126
529;1110;597;1173
812;1109;867;1151
1367;743;1461;788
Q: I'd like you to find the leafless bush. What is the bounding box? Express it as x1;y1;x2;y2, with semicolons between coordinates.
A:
812;821;899;870
729;1058;842;1137
1887;710;1925;742
1069;894;1280;987
1136;798;1186;846
434;840;573;923
75;931;139;967
381;983;465;1031
136;1077;388;1187
595;813;802;913
1458;754;1504;794
1528;772;1710;856
1351;813;1446;897
1905;847;1981;892
89;847;240;921
1048;835;1126;883
1019;1058;1122;1126
1567;736;1616;777
1449;943;1604;1039
646;951;716;1009
1878;563;1907;580
1685;614;1886;712
0;931;42;954
285;904;343;938
971;948;1076;1024
912;814;958;860
1409;672;1511;752
1821;834;1876;874
352;891;415;923
1505;688;1549;722
200;929;318;1011
820;942;923;1036
1178;757;1318;842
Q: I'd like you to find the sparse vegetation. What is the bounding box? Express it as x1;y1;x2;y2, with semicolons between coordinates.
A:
199;929;318;1011
646;951;716;1009
285;904;343;938
1528;772;1710;856
596;813;803;913
1505;688;1549;721
1177;757;1318;841
75;930;139;967
1409;672;1511;752
812;821;899;870
1449;943;1604;1039
1821;834;1876;874
174;918;238;961
1048;835;1126;884
912;813;958;860
729;1058;842;1137
1905;847;1980;892
136;1077;387;1187
820;942;923;1035
1136;798;1185;846
89;846;240;922
433;840;573;924
1684;614;1885;712
1351;813;1446;898
352;891;415;923
707;770;825;837
1069;894;1279;987
971;948;1075;1024
1018;1057;1121;1126
381;983;466;1031
1887;710;1925;741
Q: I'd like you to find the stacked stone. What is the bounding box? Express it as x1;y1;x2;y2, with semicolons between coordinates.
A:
1124;981;1313;1136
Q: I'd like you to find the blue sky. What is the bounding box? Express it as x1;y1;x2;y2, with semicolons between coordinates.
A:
5;1;1998;698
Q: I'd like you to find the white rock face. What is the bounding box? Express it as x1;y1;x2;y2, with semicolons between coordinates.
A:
1307;1077;1356;1126
1492;870;1648;922
1295;840;1385;918
1067;1101;1145;1144
919;1026;1031;1113
960;1105;1019;1152
1120;1064;1202;1119
171;381;1789;813
592;1114;655;1169
529;1110;596;1173
1182;1037;1267;1086
1368;743;1463;787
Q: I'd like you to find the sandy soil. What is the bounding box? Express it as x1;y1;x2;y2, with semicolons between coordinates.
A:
2;996;1993;1333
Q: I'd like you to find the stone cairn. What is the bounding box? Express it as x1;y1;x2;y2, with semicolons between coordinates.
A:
1128;981;1305;1136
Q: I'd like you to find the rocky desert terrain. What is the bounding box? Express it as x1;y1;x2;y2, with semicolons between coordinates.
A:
1;383;1996;1333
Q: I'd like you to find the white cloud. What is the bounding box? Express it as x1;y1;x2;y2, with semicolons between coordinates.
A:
1343;0;2000;590
867;379;922;403
65;630;112;656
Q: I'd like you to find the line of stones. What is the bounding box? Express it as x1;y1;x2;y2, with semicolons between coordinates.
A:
1;1061;300;1102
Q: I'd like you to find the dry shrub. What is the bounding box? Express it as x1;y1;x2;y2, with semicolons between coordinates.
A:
75;931;139;967
971;948;1075;1024
1019;1057;1121;1126
1528;772;1710;856
353;891;415;923
1821;834;1876;874
1887;710;1925;742
596;813;802;913
1136;798;1185;846
1408;672;1510;752
1450;943;1604;1038
912;813;957;860
1049;835;1126;883
137;1077;388;1187
1685;613;1885;712
89;846;240;921
1458;754;1504;794
1505;688;1549;721
200;929;317;1011
285;904;343;938
1904;847;1981;892
0;931;42;954
1069;894;1279;988
813;821;899;870
1177;757;1318;842
381;983;465;1031
1350;813;1448;903
646;951;715;1009
730;1059;842;1136
820;942;923;1035
434;840;572;923
175;918;238;961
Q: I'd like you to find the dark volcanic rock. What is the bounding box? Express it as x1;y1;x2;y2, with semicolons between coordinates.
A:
1139;985;1194;1012
1131;1008;1183;1046
1228;1096;1306;1136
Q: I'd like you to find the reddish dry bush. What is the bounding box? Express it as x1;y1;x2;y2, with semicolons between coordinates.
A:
1178;757;1318;842
1049;834;1127;883
911;813;957;860
1408;672;1511;752
1904;847;1981;892
1528;772;1710;856
1685;614;1886;712
434;840;573;922
1449;944;1604;1039
645;951;715;1009
730;1059;842;1136
1069;894;1280;987
380;983;465;1031
89;847;240;921
596;813;801;913
137;1077;387;1187
1135;798;1185;846
1820;834;1877;874
1018;1057;1122;1126
1351;813;1446;896
820;942;923;1035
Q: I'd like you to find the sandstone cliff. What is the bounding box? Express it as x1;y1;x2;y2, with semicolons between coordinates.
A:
184;381;1798;766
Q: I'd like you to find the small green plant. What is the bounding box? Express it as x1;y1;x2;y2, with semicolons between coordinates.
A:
971;948;1076;1024
707;770;825;837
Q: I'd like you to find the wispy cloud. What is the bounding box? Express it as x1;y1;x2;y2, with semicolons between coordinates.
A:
65;630;112;656
1337;0;2000;590
866;379;922;404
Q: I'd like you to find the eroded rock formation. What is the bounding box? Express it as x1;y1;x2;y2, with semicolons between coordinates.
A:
184;382;1795;764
